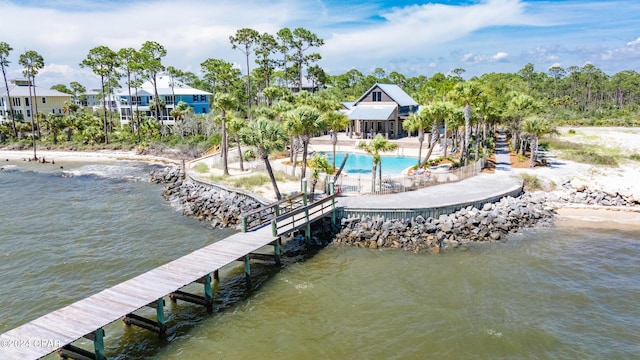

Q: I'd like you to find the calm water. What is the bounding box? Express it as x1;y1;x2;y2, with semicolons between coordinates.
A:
1;161;639;359
322;152;418;176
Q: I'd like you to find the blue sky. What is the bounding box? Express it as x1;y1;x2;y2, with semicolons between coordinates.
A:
1;0;639;89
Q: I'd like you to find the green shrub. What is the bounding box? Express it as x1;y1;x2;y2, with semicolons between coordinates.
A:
519;173;542;192
231;174;270;188
193;163;209;173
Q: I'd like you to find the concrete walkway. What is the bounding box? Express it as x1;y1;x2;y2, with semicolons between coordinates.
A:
495;130;512;172
336;130;521;211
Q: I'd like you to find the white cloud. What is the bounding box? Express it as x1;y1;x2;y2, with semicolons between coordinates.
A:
493;52;509;61
323;0;541;61
626;37;640;46
2;0;639;88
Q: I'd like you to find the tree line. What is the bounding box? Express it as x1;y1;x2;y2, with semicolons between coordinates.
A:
2;29;640;198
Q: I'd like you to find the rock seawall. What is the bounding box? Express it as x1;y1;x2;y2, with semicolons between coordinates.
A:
334;180;640;253
151;166;263;229
152;167;640;249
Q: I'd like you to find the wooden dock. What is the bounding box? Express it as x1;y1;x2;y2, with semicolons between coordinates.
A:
0;186;337;360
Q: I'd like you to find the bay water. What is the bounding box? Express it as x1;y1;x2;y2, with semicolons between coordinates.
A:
1;161;638;359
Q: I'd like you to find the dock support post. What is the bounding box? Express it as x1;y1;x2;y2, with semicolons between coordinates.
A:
94;328;105;360
203;274;214;314
214;269;219;282
156;298;166;337
241;216;247;232
244;254;251;289
329;180;336;228
274;238;281;265
271;218;277;237
302;178;310;246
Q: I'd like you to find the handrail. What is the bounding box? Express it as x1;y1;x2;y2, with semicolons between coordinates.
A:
241;192;306;231
272;193;338;237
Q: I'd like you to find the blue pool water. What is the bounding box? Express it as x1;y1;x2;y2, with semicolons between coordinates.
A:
322;152;418;175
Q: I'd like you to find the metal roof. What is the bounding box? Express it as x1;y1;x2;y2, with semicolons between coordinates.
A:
115;75;212;96
377;84;418;107
348;104;396;120
1;84;71;98
354;83;417;107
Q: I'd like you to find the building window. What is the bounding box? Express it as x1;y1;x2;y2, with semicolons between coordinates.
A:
24;97;29;106
193;95;198;102
202;107;205;113
200;95;206;102
42;97;46;104
26;109;31;117
13;98;20;106
165;96;174;105
372;91;382;101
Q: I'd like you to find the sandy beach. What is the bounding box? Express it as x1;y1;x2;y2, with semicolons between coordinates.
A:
0;149;182;165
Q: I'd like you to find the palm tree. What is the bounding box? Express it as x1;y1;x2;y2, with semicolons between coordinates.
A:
450;81;482;165
358;134;398;192
307;153;333;202
522;116;552;168
420;100;453;167
214;92;238;176
0;42;17;137
19;50;45;159
506;92;537;155
322;110;350;170
240;118;287;200
402;109;431;168
284;105;324;180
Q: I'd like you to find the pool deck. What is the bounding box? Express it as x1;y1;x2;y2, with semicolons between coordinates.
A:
316;130;522;211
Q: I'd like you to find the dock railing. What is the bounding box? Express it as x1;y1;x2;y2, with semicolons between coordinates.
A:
241;191;306;231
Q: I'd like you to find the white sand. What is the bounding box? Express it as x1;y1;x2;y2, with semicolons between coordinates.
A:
0;149;181;165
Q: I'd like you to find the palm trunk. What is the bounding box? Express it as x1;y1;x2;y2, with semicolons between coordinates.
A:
235;134;244;172
100;76;109;144
371;163;377;192
378;161;383;192
291;137;298;177
1;65;17;137
530;136;538;168
416;130;424;168
301;136;309;180
32;78;41;138
310;177;317;202
442;122;448;158
27;83;37;160
421;133;440;166
263;153;282;200
474;121;480;162
463;103;471;165
222;112;229;176
127;74;134;134
331;134;338;170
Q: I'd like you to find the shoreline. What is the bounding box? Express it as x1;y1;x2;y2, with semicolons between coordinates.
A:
0;149;181;166
554;204;640;230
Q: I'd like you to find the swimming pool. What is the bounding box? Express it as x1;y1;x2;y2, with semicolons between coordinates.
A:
321;152;418;176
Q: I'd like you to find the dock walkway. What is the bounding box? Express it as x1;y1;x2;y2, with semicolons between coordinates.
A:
0;191;337;360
